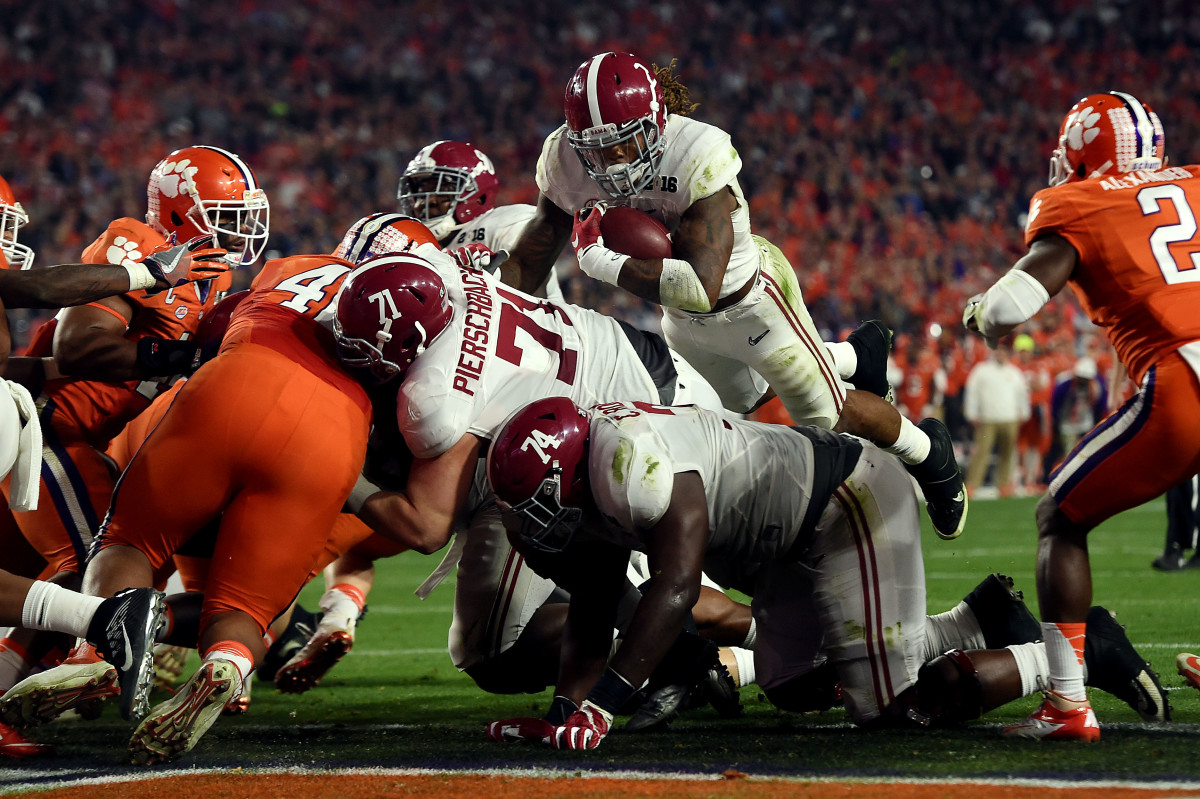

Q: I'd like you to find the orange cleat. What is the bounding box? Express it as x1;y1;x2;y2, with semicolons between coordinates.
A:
1002;690;1100;741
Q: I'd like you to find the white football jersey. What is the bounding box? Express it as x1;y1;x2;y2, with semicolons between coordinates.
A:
585;401;862;594
441;204;568;304
399;247;688;458
536;114;758;300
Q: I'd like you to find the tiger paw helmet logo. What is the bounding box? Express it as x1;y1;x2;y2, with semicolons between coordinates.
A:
157;159;200;199
106;236;143;266
1064;105;1102;153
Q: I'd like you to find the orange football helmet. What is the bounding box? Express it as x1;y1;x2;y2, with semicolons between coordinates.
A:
146;145;270;266
333;213;439;263
1049;91;1165;186
0;174;34;269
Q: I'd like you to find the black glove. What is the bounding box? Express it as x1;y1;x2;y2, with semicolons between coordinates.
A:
136;337;202;378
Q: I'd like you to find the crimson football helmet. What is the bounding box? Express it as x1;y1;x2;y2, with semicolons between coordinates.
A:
193;290;250;352
396;141;499;241
332;253;452;384
0;174;34;269
1049;91;1165;186
334;213;440;263
146;145;270;267
487;397;593;553
564;52;667;198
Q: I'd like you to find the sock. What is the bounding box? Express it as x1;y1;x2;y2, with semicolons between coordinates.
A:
261;628;278;649
320;584;367;630
1007;642;1050;697
885;416;931;465
202;641;255;692
730;646;756;687
0;639;33;692
923;603;986;661
21;580;105;639
825;341;856;381
1041;621;1087;702
741;617;757;650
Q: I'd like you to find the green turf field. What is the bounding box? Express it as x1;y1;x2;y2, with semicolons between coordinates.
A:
4;495;1200;788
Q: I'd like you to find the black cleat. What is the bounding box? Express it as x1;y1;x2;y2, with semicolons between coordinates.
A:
961;574;1041;649
1152;543;1186;572
85;588;167;721
1084;606;1170;722
846;320;894;399
907;418;967;540
256;605;321;683
624;633;722;733
699;658;743;719
624;682;691;732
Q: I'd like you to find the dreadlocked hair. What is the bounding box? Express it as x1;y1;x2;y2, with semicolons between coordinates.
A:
654;59;699;116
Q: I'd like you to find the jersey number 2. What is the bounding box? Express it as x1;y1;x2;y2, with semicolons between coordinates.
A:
1138;184;1200;284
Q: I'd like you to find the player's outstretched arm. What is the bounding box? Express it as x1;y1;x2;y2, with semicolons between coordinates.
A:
0;262;159;308
353;433;483;554
502;193;573;295
963;234;1077;347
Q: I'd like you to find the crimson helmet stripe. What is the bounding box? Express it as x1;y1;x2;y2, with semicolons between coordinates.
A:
193;144;259;190
1110;91;1155;162
584;52;613;127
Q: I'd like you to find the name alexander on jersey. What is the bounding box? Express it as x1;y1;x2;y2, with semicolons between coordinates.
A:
1098;166;1194;191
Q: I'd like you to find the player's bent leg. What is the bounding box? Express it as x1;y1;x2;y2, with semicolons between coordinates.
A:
129;658;239;765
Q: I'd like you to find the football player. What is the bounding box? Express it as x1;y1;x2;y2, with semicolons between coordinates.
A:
332;241;756;703
0;146;263;717
501;52;966;541
483;398;1167;748
398;140;570;303
0;234;416;762
963;91;1200;741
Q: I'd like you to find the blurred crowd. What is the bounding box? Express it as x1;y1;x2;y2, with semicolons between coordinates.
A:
3;0;1199;487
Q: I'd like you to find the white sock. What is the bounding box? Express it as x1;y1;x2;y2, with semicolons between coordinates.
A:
923;602;986;661
729;646;756;687
203;644;253;693
741;617;757;650
0;640;33;692
825;341;857;381
1041;621;1088;701
21;580;105;639
1007;642;1050;697
885;416;931;465
319;587;364;632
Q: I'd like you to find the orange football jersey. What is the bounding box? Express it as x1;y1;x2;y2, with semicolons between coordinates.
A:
224;253;368;412
41;218;226;447
1025;165;1200;384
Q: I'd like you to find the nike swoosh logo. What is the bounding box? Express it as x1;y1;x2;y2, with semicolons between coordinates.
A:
748;331;769;345
119;625;134;672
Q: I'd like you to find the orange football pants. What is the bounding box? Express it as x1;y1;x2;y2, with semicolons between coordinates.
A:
1050;350;1200;528
97;342;370;635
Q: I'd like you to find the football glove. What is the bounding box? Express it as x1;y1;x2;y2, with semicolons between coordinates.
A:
135;337;203;378
571;204;626;286
961;293;1000;350
450;243;505;274
141;235;230;293
553;700;613;750
486;695;576;745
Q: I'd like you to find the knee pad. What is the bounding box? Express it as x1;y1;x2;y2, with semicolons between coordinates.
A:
914;648;983;726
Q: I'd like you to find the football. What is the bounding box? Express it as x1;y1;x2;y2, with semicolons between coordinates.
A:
599;205;673;260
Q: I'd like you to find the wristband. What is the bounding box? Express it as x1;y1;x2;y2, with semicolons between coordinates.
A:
345;473;382;515
123;261;158;292
585;667;639;716
577;245;627;286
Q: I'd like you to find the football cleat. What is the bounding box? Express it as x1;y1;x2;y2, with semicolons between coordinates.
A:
1176;652;1200;691
1083;606;1170;722
274;625;354;694
0;651;117;728
85;587;168;721
907;418;968;540
700;657;743;719
1151;543;1186;572
961;573;1041;649
0;719;54;758
624;682;690;732
1003;690;1100;741
129;659;239;765
256;604;320;682
846;320;894;400
153;645;191;690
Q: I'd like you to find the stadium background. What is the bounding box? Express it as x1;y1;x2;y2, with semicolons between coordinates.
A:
3;1;1200;795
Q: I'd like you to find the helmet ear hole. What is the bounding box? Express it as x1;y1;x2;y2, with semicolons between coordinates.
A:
1075;163;1087;179
171;211;185;228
